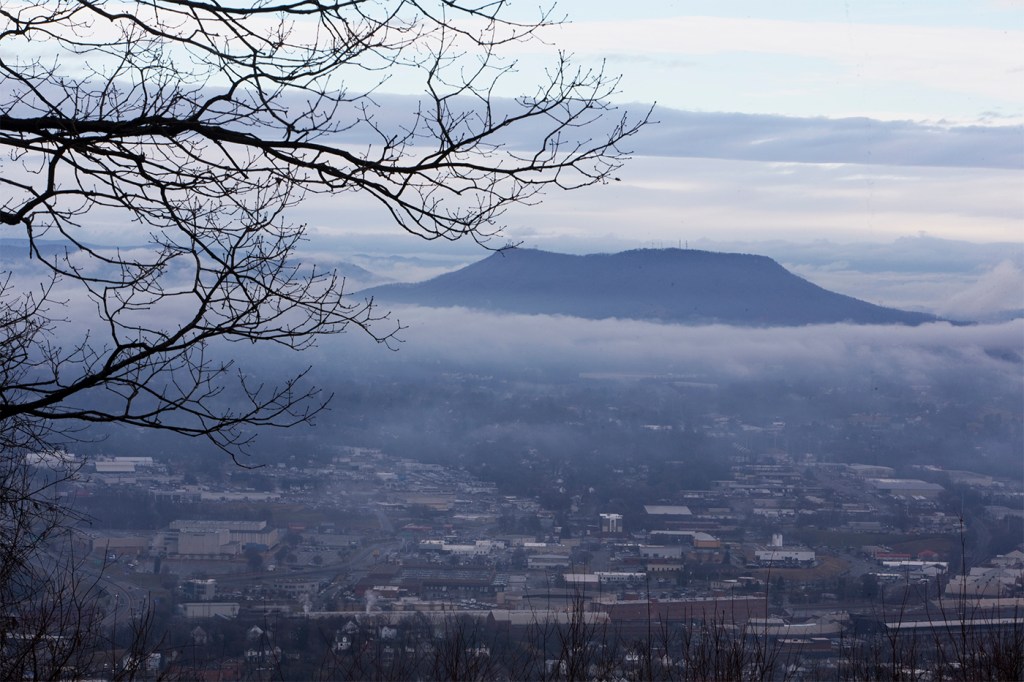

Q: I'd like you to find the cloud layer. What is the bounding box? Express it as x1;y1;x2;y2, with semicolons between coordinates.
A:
631;109;1024;169
330;304;1023;389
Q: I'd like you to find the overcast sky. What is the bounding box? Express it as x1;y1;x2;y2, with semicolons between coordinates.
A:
527;0;1024;124
298;1;1022;252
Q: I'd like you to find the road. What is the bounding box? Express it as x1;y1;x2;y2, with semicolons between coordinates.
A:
35;544;151;630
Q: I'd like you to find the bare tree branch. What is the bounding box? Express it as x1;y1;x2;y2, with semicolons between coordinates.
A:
1;0;646;455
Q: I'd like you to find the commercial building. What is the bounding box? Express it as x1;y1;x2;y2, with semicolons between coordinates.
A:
181;602;240;619
600;513;623;534
166;520;280;557
753;534;815;567
867;478;944;499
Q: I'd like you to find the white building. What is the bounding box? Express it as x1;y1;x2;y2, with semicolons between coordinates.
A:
594;571;647;585
440;540;506;556
754;547;815;566
754;535;815;566
600;513;623;534
168;519;279;554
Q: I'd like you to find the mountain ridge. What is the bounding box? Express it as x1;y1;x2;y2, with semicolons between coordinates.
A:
360;248;943;327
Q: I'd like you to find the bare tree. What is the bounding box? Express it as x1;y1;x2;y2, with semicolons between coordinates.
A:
0;0;645;454
0;1;644;676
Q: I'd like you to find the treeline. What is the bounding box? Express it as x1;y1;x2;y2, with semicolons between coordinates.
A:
184;604;1024;681
23;596;1021;681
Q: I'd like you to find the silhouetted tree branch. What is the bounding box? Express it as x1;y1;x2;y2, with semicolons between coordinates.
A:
0;0;646;454
0;2;645;676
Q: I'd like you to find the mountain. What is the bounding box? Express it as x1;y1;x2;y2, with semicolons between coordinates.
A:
359;248;943;326
1;238;392;292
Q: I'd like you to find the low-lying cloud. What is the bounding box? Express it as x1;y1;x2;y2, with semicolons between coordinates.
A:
330;305;1023;388
935;261;1024;319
